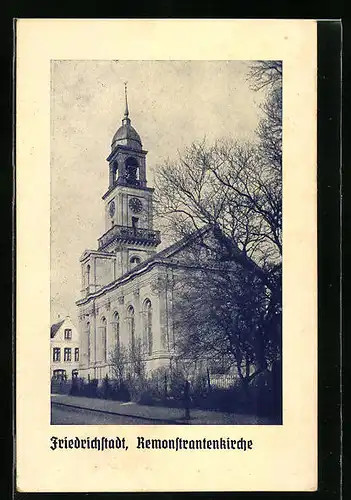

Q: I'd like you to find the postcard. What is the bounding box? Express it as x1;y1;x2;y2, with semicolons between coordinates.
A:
16;19;317;492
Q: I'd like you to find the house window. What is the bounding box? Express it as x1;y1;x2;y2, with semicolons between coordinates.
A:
64;328;72;339
53;347;61;362
143;299;153;355
64;348;72;362
74;348;79;362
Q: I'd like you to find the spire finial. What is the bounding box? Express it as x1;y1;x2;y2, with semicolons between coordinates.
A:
124;81;129;118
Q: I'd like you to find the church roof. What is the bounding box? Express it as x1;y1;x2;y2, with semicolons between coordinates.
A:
50;319;65;338
76;225;213;306
151;225;211;260
111;121;142;151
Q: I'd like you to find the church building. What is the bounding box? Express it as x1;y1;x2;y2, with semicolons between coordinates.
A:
76;87;205;380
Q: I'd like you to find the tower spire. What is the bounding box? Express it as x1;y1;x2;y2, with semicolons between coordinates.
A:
124;81;129;118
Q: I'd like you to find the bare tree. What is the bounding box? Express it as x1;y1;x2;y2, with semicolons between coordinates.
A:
154;138;281;294
248;60;282;175
171;257;279;380
247;60;282;92
109;343;128;382
154;61;282;379
128;338;146;379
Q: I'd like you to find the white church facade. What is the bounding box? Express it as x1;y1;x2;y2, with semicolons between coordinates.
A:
76;88;204;380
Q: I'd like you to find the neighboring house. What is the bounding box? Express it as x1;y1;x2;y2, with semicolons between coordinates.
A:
50;316;80;380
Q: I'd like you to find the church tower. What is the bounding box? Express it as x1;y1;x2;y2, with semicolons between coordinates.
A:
79;85;161;297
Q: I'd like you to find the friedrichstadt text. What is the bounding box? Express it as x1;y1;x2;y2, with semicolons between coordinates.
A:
50;436;254;452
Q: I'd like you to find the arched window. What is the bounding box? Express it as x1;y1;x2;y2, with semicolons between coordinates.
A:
113;161;118;183
100;317;107;362
86;264;91;286
127;305;135;352
143;299;153;356
86;321;91;365
125;157;139;186
112;312;120;350
130;256;141;269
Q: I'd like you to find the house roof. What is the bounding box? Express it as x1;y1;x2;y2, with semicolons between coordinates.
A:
50;319;65;338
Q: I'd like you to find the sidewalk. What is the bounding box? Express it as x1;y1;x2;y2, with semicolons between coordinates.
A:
51;394;274;425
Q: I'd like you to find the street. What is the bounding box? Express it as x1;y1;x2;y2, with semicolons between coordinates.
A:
51;394;274;425
51;402;177;425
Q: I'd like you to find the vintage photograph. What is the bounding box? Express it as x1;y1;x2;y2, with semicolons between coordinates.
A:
50;60;282;426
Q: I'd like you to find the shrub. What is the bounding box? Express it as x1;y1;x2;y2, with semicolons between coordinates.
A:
248;370;279;417
69;377;81;396
109;380;131;402
147;367;170;400
191;380;253;413
138;392;157;406
192;373;209;399
81;378;98;398
51;378;71;395
169;368;187;399
124;374;148;402
97;375;113;399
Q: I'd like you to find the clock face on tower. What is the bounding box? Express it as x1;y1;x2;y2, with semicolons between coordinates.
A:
129;197;143;213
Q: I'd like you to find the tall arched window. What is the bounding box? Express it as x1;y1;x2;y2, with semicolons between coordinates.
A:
113;160;118;183
86;264;91;289
86;321;91;365
100;317;107;362
112;312;120;350
143;299;153;356
127;306;135;353
125;157;139;186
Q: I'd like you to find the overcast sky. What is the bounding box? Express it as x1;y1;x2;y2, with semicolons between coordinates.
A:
50;60;265;325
